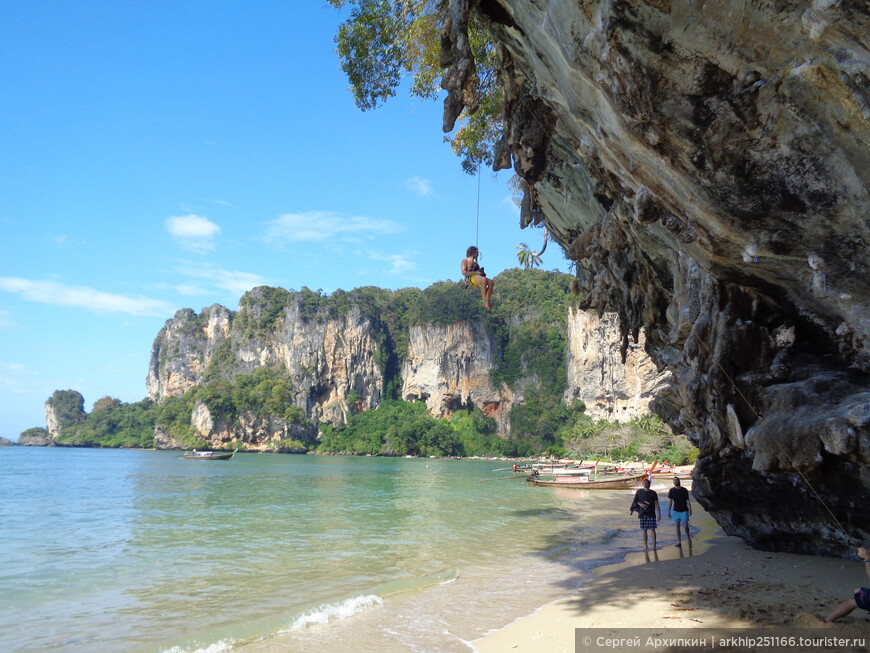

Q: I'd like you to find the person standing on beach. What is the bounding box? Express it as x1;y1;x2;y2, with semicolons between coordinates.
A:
630;479;661;550
825;547;870;622
667;477;692;547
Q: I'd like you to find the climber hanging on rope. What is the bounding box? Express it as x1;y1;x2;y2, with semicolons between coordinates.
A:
461;245;495;310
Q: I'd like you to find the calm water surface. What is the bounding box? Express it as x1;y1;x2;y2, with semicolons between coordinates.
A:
1;448;668;652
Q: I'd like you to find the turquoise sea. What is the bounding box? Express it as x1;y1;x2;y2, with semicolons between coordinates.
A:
1;448;672;652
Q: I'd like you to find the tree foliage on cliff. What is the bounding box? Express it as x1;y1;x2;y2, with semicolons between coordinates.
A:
48;369;311;450
56;398;156;448
191;367;305;424
46;390;87;429
317;400;511;457
327;0;503;172
152;367;312;450
488;268;577;394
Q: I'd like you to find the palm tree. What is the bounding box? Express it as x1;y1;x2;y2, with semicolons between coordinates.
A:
516;229;550;268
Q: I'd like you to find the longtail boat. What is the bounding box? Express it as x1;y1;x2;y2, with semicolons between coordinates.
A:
526;471;648;489
182;448;237;460
526;461;657;490
509;457;602;476
648;464;694;480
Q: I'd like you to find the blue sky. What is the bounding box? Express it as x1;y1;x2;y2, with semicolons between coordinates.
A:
0;1;567;439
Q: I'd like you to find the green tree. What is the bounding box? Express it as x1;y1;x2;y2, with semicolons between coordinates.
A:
58;399;156;448
328;0;503;172
155;395;202;448
563;414;696;465
19;427;50;443
46;390;87;430
317;400;466;457
92;396;122;412
449;408;513;457
516;230;550;269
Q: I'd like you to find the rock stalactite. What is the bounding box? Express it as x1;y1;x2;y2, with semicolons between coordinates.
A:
459;0;869;554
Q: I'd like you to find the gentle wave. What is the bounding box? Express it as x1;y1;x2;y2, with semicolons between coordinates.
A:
371;568;459;596
286;594;385;632
162;640;234;653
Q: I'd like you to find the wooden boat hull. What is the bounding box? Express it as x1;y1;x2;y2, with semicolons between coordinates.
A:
650;472;692;480
526;472;648;489
550;468;593;476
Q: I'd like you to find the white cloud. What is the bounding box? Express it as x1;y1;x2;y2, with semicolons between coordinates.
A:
262;211;403;245
48;233;84;248
174;264;271;296
165;214;221;253
0;277;177;317
403;176;434;197
208;199;239;209
172;284;208;296
151;282;209;297
364;250;417;275
0;361;37;395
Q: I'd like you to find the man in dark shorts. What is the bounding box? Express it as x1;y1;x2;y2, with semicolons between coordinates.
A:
667;477;692;547
826;546;870;622
630;478;661;550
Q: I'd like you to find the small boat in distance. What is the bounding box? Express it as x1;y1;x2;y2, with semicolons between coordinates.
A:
526;471;648;489
508;458;602;476
648;464;694;480
182;448;237;461
526;461;658;490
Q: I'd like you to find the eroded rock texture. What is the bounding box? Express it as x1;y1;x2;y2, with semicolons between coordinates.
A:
453;0;869;554
147;287;664;448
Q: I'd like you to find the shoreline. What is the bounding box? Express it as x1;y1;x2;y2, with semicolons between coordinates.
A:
472;506;869;652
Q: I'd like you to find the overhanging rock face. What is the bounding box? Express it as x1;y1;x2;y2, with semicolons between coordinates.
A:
456;0;869;554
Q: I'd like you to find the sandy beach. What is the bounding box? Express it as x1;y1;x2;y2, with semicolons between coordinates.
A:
473;505;869;652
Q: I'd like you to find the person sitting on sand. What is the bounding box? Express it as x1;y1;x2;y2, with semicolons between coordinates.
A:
667;476;692;547
461;245;495;310
630;479;661;550
825;547;870;622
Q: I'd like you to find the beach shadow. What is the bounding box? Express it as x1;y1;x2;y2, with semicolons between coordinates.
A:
514;503;870;635
512;494;713;594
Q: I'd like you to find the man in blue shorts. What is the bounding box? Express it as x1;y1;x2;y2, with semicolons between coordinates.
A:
826;547;870;622
667;476;692;547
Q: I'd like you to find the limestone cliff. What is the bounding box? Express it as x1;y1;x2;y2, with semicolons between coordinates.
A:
146;305;233;400
44;390;87;439
448;0;869;553
400;311;669;435
148;288;384;432
147;280;663;448
401;321;513;431
564;308;668;421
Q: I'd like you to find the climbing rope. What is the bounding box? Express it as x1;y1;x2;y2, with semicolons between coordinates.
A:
475;165;481;248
